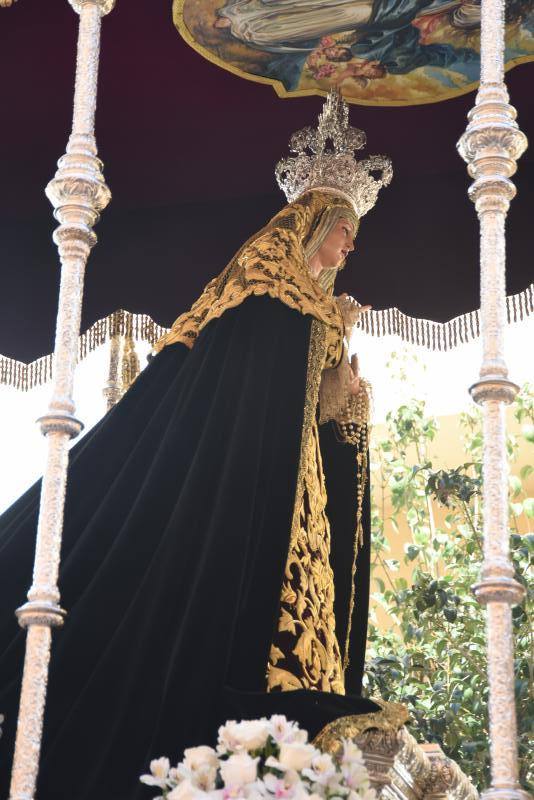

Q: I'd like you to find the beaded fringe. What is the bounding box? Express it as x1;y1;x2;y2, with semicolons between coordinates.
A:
358;283;533;351
0;310;166;392
1;283;532;391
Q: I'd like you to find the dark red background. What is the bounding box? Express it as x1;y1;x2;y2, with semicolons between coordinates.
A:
1;0;533;362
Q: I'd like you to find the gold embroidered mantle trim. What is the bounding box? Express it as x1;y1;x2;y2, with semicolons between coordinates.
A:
267;318;349;692
154;191;349;357
267;416;345;693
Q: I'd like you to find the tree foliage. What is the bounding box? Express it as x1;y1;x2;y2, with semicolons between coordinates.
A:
363;362;533;792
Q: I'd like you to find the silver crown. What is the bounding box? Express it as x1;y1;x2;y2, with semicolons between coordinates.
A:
275;91;392;218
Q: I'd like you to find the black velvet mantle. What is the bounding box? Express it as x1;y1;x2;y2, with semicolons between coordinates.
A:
0;296;376;800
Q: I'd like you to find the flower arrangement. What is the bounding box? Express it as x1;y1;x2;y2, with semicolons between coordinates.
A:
140;716;376;800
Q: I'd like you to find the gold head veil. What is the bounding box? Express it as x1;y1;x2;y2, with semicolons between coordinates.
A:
154;189;359;353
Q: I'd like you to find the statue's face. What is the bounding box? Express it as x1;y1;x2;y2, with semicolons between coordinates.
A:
317;217;356;269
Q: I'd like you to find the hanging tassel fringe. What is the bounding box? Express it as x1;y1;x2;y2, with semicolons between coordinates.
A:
1;284;533;391
0;310;167;392
358;282;532;352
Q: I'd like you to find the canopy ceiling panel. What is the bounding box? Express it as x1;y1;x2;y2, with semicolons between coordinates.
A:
174;0;534;106
0;0;533;364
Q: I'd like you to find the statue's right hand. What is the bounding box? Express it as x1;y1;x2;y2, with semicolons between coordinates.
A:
336;294;372;332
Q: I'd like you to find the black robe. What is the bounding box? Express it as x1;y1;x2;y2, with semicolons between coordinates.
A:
0;296;375;800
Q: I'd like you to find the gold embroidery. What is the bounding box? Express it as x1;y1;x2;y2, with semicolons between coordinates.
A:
267;319;370;687
153;191;349;358
267;320;344;694
312;699;410;754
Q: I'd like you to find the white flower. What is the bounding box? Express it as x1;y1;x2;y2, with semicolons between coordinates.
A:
167;778;217;800
266;742;317;773
218;720;271;754
139;718;374;800
220;753;260;788
293;783;315;800
278;742;317;772
357;788;377;800
342;762;370;792
244;780;270;800
183;746;220;772
340;740;365;766
264;771;298;798
302;754;336;787
263;771;317;800
268;717;303;745
140;757;171;788
193;765;219;792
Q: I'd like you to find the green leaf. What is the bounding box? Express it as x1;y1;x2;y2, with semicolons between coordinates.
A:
523;498;534;518
405;544;420;561
375;577;385;593
519;464;533;481
509;475;522;498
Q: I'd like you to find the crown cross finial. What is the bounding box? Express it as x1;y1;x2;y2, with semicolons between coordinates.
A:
276;90;392;218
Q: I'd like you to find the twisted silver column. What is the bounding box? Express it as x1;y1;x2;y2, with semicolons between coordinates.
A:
457;1;529;799
9;2;115;798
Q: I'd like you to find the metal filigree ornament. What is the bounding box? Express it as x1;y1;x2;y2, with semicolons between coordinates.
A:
456;0;530;796
275;91;392;218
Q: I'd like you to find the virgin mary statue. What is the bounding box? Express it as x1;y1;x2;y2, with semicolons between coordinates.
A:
0;94;392;800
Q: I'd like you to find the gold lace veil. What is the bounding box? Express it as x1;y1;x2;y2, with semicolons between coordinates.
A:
154;189;359;353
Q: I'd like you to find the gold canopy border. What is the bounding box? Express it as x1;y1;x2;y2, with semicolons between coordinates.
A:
1;282;532;392
172;0;534;108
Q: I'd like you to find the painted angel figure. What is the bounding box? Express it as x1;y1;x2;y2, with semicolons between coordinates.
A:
214;0;479;86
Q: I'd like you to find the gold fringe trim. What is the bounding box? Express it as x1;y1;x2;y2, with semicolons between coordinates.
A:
357;283;533;351
0;310;167;392
1;283;532;391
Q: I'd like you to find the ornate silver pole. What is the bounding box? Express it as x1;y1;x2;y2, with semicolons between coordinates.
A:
457;1;528;799
9;2;115;798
